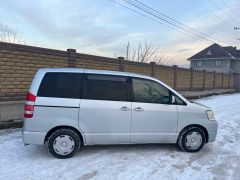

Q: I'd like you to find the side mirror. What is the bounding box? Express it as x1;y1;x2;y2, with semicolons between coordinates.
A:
171;95;176;104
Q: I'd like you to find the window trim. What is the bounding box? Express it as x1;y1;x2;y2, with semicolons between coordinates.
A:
215;60;222;67
196;60;202;67
82;73;131;102
206;50;212;55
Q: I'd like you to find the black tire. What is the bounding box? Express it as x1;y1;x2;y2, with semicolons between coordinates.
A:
177;126;206;153
48;128;81;159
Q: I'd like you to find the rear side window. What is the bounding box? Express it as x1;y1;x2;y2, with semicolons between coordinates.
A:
83;74;128;101
37;73;82;99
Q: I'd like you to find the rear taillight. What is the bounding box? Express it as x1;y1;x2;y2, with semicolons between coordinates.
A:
24;92;36;118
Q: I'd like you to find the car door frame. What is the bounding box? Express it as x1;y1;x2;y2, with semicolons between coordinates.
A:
79;73;133;145
33;72;84;135
129;76;180;144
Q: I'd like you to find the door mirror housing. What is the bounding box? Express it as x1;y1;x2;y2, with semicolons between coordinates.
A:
171;95;176;104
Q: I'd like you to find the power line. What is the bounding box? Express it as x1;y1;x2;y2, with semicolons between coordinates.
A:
202;0;234;27
124;0;217;43
175;0;228;32
175;0;234;38
219;0;240;25
172;0;219;27
110;0;212;42
133;0;226;44
171;0;200;18
221;0;240;16
180;0;205;17
114;0;229;45
191;0;233;28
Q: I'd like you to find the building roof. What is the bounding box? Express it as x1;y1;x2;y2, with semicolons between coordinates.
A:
222;46;240;58
188;43;240;60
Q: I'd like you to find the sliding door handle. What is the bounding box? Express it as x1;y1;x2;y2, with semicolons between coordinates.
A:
120;106;130;111
134;107;144;112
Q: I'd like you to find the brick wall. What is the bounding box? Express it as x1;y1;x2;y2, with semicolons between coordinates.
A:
155;65;174;88
205;72;214;90
176;68;191;91
215;73;222;89
75;54;119;71
0;42;237;101
192;71;204;90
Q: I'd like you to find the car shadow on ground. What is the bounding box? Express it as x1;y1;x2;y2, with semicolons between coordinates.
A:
23;139;215;160
25;143;180;159
81;143;179;154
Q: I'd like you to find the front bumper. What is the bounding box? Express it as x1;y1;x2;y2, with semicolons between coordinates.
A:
208;132;217;142
207;121;218;143
22;130;46;145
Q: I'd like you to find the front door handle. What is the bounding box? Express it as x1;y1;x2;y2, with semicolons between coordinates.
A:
120;106;130;111
134;107;144;112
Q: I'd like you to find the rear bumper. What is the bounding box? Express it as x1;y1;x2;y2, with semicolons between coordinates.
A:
22;130;46;145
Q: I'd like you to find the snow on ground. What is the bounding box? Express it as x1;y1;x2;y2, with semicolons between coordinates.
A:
1;93;240;180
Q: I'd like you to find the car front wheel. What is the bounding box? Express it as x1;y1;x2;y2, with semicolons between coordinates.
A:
178;126;206;152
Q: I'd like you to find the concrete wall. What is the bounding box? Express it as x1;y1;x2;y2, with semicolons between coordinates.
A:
0;101;23;127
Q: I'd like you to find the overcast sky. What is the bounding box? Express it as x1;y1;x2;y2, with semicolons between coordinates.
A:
1;0;240;65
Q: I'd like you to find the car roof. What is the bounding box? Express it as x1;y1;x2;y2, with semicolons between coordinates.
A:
38;68;156;80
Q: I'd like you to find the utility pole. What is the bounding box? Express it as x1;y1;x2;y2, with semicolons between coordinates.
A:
234;27;240;46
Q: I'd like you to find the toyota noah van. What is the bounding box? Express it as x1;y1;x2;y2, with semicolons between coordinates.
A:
22;68;218;158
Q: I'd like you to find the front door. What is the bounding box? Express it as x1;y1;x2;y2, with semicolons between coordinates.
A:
79;74;131;145
130;78;178;143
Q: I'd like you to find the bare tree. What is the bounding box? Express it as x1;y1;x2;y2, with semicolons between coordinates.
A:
0;23;24;44
125;41;130;60
121;41;173;65
154;54;174;65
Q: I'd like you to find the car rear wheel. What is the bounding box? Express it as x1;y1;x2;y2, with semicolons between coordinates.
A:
48;128;81;159
177;126;206;152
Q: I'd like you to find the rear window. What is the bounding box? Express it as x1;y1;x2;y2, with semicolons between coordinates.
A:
37;72;82;99
83;74;128;101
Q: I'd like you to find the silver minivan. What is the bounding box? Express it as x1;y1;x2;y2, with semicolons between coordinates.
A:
22;68;218;158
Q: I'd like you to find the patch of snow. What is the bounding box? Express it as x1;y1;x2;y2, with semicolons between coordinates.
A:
1;94;240;179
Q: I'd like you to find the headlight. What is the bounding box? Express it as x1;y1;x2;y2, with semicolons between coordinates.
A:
206;110;215;121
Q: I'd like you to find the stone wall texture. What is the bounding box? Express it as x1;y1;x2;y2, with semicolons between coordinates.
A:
0;42;237;102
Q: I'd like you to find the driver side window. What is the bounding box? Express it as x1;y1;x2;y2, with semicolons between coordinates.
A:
132;78;171;104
